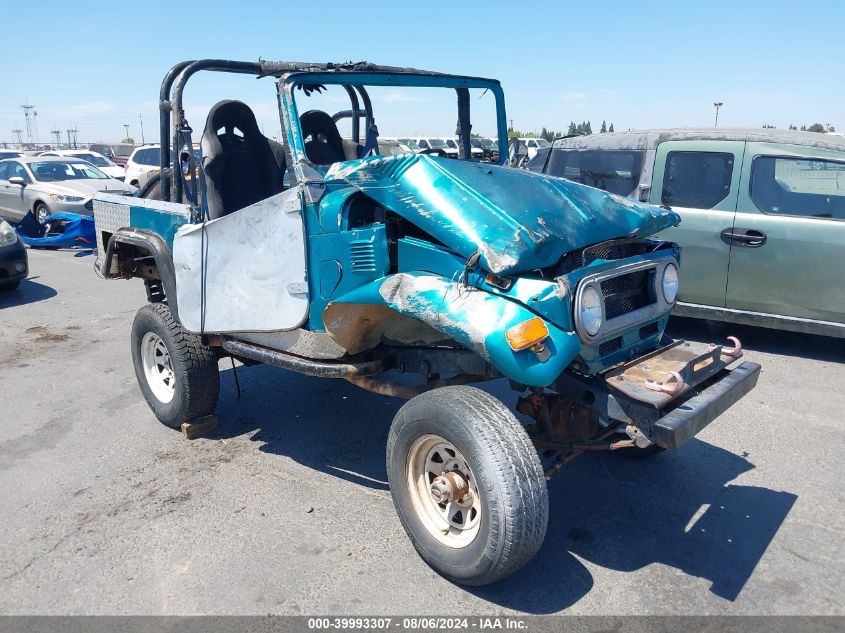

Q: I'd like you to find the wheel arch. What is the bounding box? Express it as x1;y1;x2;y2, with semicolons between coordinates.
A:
102;228;180;323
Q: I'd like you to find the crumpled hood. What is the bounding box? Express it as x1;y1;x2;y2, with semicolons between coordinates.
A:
324;154;680;275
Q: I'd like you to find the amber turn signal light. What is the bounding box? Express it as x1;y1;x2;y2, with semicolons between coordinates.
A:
505;317;550;352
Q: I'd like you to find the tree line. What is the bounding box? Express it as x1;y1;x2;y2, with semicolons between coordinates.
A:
762;123;835;133
508;120;616;142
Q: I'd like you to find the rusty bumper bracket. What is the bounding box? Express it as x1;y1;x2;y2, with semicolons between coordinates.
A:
604;338;741;409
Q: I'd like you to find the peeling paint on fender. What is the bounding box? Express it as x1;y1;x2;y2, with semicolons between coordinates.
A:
329;271;581;387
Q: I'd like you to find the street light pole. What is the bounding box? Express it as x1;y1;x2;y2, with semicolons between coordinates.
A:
713;101;724;127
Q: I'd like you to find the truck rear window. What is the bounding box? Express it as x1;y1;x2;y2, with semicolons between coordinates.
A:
546;149;644;196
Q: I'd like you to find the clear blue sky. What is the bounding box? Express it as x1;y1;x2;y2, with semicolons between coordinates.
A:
2;0;842;145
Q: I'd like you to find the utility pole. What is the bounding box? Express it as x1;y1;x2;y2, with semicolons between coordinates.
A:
67;126;79;149
21;100;39;145
51;125;62;147
713;101;724;127
123;124;130;141
139;114;145;144
12;128;24;145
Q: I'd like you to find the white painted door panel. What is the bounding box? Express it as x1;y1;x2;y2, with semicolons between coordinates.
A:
173;187;308;333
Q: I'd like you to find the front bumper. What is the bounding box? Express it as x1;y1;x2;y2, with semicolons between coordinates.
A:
48;199;94;217
0;240;28;284
652;360;760;449
551;338;760;450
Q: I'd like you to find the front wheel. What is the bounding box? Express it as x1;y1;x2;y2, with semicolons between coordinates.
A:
34;202;50;225
387;386;548;586
130;302;220;428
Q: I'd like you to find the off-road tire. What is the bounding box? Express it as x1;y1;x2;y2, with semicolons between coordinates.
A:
131;302;219;428
386;386;548;586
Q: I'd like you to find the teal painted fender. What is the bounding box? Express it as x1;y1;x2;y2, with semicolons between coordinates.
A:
328;272;580;388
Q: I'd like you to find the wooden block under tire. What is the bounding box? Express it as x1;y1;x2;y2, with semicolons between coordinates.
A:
181;415;218;439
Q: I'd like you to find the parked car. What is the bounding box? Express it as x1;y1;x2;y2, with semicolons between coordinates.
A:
397;138;421;152
378;139;415;157
39;150;125;181
412;137;449;157
446;137;484;160
471;137;500;162
89;143;135;167
519;136;550;159
0;151;24;161
0;156;136;223
535;128;845;337
93;58;759;587
0;217;27;291
124;145;163;188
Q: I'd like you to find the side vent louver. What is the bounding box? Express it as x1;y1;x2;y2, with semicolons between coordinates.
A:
350;239;377;273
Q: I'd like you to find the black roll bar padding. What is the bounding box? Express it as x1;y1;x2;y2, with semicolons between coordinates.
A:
168;60;268;203
354;86;374;135
342;85;361;143
157;58;495;200
456;88;472;160
159;60;196;203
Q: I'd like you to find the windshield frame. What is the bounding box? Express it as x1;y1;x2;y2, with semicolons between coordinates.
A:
281;70;508;182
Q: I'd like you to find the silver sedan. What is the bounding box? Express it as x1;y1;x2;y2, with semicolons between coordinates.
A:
0;156;137;223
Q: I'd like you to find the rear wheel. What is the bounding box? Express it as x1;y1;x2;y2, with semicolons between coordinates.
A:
0;280;20;292
131;302;220;428
387;386;548;586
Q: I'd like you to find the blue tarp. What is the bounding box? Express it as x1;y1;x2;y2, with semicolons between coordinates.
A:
14;211;96;249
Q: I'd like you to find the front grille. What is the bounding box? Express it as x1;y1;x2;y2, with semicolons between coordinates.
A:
599;337;622;356
600;269;654;319
84;200;94;211
572;239;651;269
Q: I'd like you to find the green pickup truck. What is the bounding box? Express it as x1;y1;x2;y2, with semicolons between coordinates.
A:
533;129;845;337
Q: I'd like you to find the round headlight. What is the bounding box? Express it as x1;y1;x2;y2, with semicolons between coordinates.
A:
662;263;679;304
580;285;603;336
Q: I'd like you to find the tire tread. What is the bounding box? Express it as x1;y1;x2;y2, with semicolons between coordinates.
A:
388;385;548;585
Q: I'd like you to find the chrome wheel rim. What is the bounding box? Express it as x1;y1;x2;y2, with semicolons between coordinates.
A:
406;434;481;548
36;206;49;225
140;332;175;403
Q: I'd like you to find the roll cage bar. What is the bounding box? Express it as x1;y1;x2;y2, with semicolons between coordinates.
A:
158;59;506;205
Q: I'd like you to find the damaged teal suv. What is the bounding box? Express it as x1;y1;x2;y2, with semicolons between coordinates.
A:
93;59;760;586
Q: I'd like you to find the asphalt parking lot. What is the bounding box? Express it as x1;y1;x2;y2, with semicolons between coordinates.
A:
1;248;843;616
